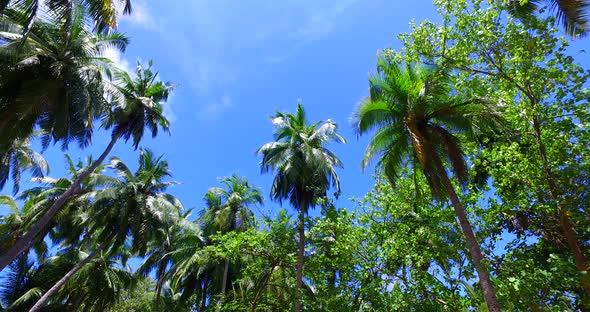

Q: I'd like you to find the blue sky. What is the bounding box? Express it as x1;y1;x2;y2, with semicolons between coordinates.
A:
112;0;439;218
1;1;443;219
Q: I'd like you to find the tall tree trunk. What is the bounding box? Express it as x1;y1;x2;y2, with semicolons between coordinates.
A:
532;118;590;299
436;164;501;312
0;132;121;271
294;204;305;312
29;235;114;312
155;264;166;308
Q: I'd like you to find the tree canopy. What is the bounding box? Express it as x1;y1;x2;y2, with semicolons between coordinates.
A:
1;0;589;311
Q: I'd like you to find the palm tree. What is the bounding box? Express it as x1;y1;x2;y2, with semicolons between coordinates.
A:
508;0;590;37
0;254;38;310
0;5;129;151
2;244;134;311
137;208;196;307
52;245;135;311
168;228;211;311
0;154;101;264
0;195;49;262
0;0;132;37
0;135;48;194
29;149;182;311
0;61;174;270
352;57;503;311
199;174;263;308
257;102;345;312
0;154;103;269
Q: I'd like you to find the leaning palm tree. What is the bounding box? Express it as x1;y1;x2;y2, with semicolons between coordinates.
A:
0;4;129;151
508;0;589;37
257;102;345;312
0;154;101;265
52;244;135;311
29;149;182;312
0;135;48;194
0;195;50;262
352;57;503;311
199;174;263;307
4;244;134;311
0;62;174;270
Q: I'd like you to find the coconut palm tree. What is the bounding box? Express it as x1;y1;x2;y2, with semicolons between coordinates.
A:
0;154;103;266
257;102;345;312
29;149;182;311
0;154;104;268
3;244;134;311
137;208;196;307
352;57;503;311
199;174;263;307
0;0;132;37
0;195;50;262
52;244;135;311
168;229;211;311
0;135;48;194
0;254;38;310
0;61;174;271
509;0;589;37
0;5;128;151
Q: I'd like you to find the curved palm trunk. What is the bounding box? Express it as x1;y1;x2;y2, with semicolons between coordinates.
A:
294;204;305;312
436;164;500;312
0;131;121;271
29;235;114;312
155;263;166;307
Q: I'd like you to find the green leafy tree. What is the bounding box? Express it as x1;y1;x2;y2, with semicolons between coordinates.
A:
257;102;345;312
0;62;174;271
355;172;488;310
392;0;590;305
352;58;503;311
306;205;365;311
210;209;298;312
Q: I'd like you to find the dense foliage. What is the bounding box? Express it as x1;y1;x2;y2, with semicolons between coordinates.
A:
1;0;589;311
